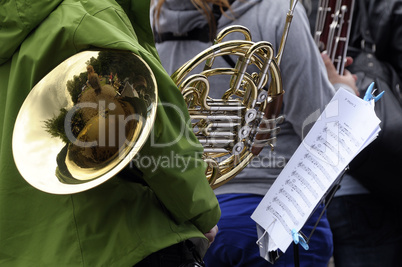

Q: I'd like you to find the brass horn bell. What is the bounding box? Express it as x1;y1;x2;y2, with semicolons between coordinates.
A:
12;50;157;194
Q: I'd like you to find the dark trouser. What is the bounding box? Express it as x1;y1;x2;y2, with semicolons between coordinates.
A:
134;240;205;267
204;194;333;267
327;194;402;267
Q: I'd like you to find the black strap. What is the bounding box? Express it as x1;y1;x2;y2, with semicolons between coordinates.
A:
154;4;221;44
222;54;236;68
154;2;234;44
357;0;376;53
154;25;211;43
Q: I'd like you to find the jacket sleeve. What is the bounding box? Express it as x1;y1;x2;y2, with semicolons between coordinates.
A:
119;0;221;234
134;70;221;233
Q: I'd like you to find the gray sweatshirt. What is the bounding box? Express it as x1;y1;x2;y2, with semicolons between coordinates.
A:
152;0;367;196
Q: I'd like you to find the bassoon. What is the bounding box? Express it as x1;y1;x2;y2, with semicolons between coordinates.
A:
314;0;355;74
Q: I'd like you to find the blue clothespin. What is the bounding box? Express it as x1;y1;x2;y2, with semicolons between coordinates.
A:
291;229;309;250
363;82;385;102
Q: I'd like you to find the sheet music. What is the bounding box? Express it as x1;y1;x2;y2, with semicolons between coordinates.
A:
251;88;381;253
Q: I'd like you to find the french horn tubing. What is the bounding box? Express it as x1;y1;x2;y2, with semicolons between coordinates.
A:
171;0;298;188
12;0;297;194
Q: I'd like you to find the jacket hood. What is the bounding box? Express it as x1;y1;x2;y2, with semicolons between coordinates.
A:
0;0;62;65
151;0;261;35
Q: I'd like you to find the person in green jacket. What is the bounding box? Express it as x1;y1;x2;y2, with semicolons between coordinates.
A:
0;0;220;266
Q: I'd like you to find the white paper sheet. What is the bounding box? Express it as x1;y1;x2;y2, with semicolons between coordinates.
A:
251;88;381;253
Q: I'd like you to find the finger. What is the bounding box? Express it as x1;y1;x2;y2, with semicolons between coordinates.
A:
345;56;354;67
321;51;332;66
343;71;360;96
204;225;218;244
321;51;337;73
344;70;358;82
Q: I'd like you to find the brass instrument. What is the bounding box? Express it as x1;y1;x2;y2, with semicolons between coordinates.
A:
12;0;298;194
171;0;298;188
12;50;158;194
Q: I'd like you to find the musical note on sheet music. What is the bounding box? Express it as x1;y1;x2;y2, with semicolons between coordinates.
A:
251;88;381;253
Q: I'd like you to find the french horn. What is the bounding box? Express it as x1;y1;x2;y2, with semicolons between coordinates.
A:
171;0;298;188
12;0;298;194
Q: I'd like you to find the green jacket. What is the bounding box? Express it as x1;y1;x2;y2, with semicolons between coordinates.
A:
0;0;220;266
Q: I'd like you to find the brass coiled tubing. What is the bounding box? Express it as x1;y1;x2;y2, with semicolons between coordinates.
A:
171;0;298;188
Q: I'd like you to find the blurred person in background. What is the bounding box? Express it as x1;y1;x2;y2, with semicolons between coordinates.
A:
151;0;357;266
302;0;402;266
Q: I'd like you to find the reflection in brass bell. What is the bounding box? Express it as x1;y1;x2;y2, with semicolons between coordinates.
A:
12;50;157;194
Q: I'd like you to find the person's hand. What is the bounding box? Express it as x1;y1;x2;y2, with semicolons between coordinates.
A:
321;51;359;96
204;225;218;246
